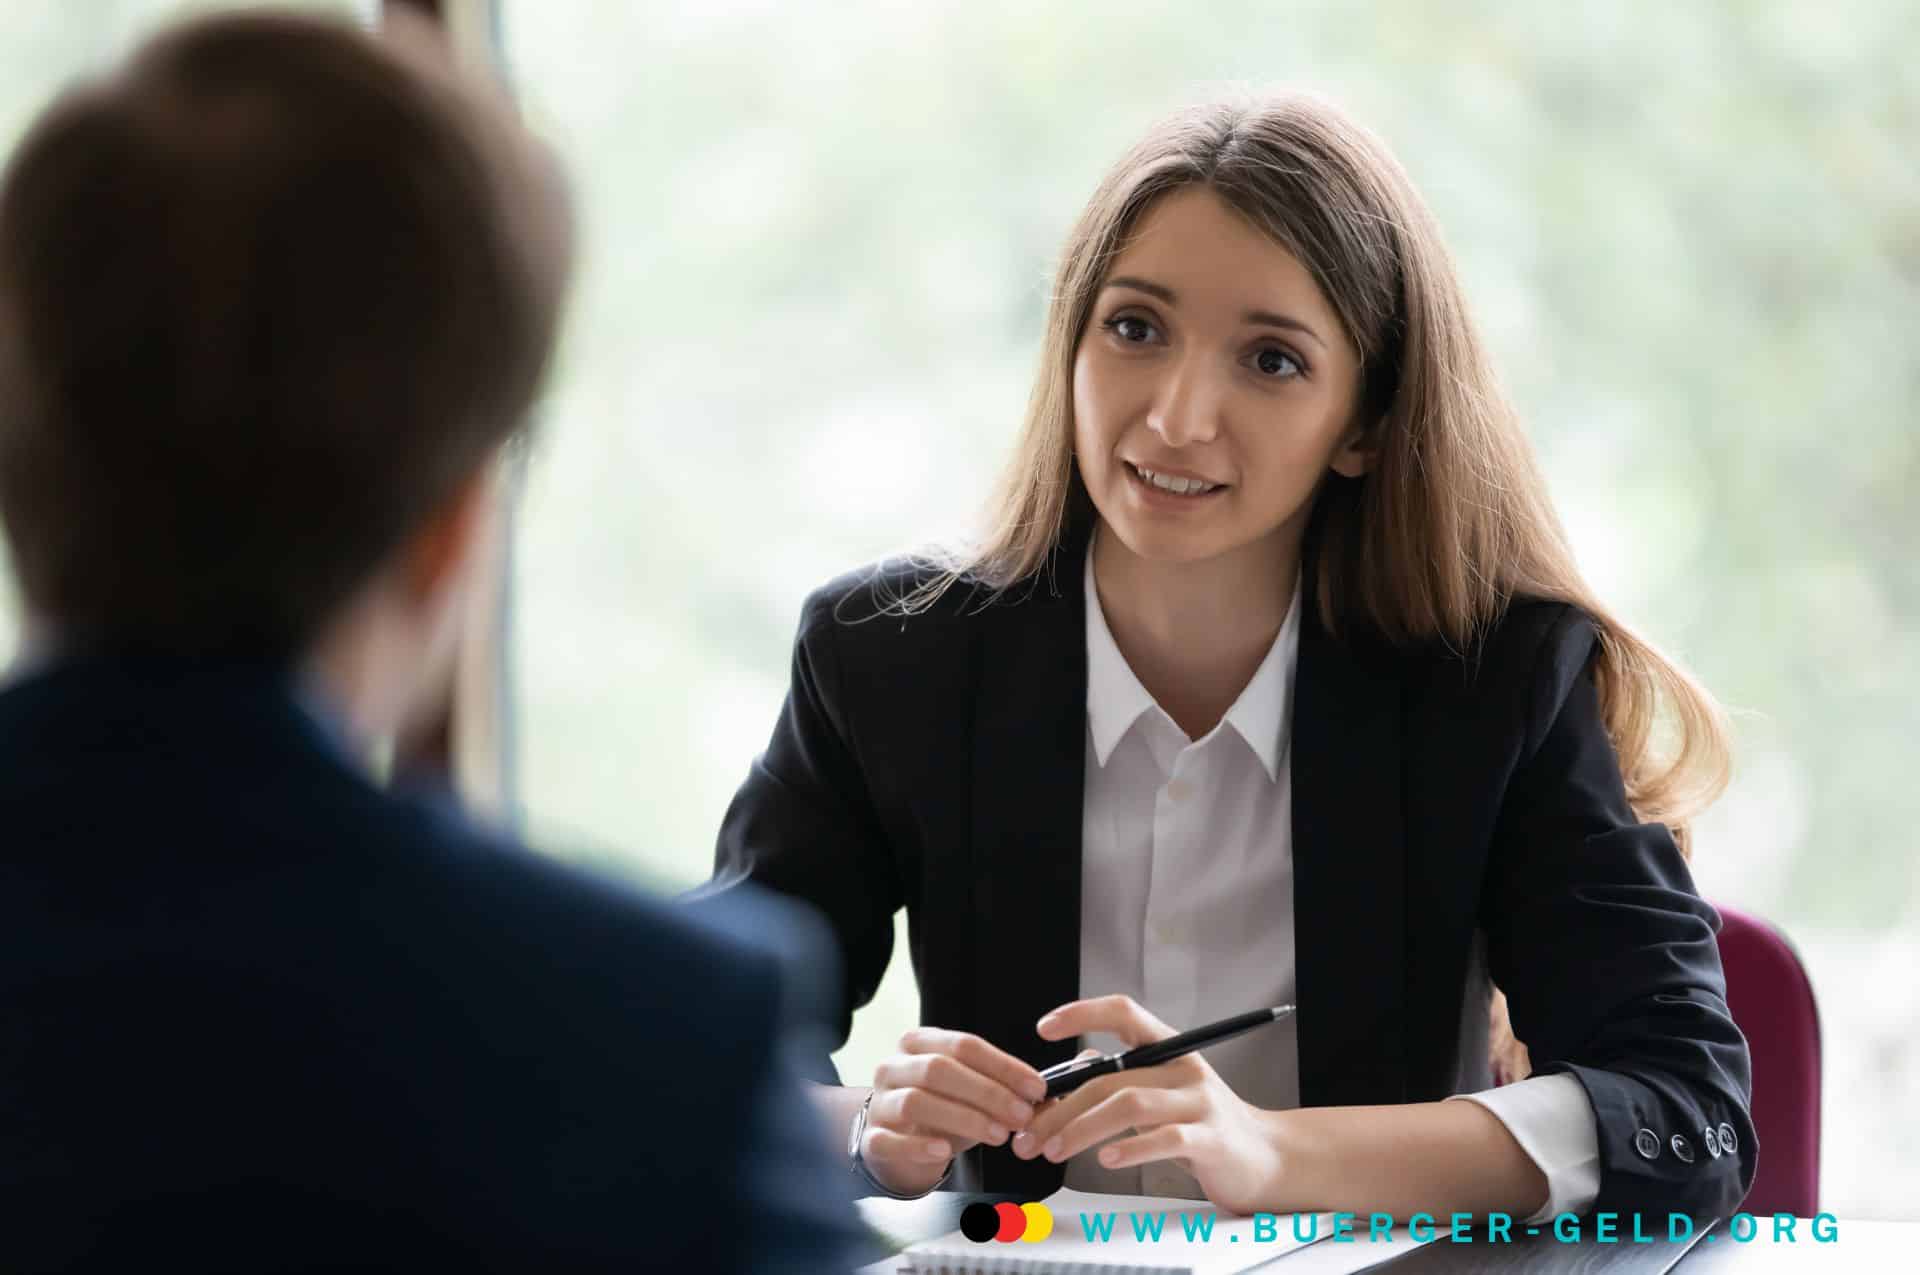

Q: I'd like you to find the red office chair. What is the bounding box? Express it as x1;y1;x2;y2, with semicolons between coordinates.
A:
1714;902;1822;1216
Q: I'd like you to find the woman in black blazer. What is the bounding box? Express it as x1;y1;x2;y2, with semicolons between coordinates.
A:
713;93;1755;1224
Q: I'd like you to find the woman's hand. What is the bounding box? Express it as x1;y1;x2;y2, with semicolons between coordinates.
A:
858;1027;1048;1196
1011;995;1286;1216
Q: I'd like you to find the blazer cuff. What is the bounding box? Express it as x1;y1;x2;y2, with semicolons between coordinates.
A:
1447;1073;1601;1223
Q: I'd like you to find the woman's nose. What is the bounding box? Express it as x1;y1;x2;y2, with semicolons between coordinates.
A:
1144;360;1221;448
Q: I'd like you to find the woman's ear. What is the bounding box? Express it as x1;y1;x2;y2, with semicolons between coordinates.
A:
1328;419;1380;478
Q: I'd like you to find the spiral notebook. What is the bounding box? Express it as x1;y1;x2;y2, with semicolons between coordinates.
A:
894;1189;1335;1274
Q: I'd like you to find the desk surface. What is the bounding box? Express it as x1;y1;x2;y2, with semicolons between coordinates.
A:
1670;1220;1910;1271
857;1196;1915;1273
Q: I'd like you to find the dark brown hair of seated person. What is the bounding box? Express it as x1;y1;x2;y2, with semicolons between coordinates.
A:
0;9;572;661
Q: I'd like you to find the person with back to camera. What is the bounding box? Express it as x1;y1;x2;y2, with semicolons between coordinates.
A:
713;92;1757;1226
0;11;867;1271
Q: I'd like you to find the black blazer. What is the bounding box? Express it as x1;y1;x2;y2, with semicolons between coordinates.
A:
715;529;1758;1218
0;653;868;1273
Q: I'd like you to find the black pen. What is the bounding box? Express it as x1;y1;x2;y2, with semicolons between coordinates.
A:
1037;1004;1296;1099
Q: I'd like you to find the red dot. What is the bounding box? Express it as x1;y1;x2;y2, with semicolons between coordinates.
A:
994;1201;1028;1242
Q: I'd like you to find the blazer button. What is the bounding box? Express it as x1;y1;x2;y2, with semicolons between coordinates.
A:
1718;1122;1739;1154
1670;1134;1696;1164
1634;1128;1660;1160
1704;1126;1723;1158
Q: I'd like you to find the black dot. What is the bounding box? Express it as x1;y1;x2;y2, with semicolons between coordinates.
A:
961;1202;1001;1243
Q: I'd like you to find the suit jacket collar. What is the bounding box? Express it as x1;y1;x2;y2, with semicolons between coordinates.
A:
1289;598;1410;1109
0;650;368;791
967;529;1091;1196
963;526;1408;1192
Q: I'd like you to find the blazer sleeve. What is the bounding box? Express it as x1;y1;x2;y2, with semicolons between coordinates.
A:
719;949;883;1274
712;585;904;1068
1480;608;1758;1221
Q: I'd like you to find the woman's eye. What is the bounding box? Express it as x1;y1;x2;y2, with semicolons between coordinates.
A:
1253;347;1302;379
1103;315;1156;343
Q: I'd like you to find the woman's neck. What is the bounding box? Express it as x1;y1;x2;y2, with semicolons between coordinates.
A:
1091;523;1300;742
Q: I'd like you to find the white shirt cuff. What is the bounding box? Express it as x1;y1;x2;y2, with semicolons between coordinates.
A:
1447;1072;1601;1223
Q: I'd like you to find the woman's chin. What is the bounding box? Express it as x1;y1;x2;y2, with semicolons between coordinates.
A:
1098;513;1246;568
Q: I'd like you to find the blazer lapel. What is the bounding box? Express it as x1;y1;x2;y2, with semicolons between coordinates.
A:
968;540;1087;1196
1291;606;1410;1109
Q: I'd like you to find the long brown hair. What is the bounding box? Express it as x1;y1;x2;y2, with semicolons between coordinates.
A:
913;92;1730;848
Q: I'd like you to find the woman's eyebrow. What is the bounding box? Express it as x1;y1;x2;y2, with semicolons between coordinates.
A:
1243;308;1326;351
1103;275;1327;351
1105;275;1177;304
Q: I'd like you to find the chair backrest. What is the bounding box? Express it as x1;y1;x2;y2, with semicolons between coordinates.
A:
1714;902;1821;1216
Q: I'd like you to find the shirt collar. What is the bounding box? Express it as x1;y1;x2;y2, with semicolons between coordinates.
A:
1083;543;1302;781
1085;547;1161;769
1220;583;1301;781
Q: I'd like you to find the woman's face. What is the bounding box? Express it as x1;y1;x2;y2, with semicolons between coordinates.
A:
1072;186;1369;572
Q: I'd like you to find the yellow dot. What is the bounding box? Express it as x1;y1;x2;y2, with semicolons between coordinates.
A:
1020;1202;1054;1243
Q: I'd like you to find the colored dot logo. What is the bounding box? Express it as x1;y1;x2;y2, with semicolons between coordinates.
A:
960;1201;1054;1244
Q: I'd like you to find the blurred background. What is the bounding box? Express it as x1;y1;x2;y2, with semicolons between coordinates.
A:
5;0;1916;1220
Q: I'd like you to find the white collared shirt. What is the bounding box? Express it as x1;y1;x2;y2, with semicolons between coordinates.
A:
1069;549;1600;1221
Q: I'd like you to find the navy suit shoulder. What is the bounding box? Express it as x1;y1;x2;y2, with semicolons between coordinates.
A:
0;658;868;1274
680;872;850;1085
313;792;873;1273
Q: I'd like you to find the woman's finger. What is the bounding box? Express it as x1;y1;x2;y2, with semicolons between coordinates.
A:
1035;994;1177;1047
859;1123;954;1166
899;1027;1048;1103
1017;1055;1197;1155
1093;1122;1204;1172
872;1051;1035;1130
871;1083;1014;1148
1044;1084;1193;1164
